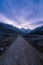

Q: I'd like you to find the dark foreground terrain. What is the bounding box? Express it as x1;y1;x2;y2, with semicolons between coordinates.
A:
0;22;43;65
0;35;43;65
23;35;43;53
0;33;17;56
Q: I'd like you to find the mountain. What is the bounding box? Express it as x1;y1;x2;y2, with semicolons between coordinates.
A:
0;22;43;35
21;28;31;34
29;26;43;35
0;22;31;35
0;22;30;36
0;22;22;35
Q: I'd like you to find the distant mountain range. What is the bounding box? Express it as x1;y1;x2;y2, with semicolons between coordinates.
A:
0;22;43;35
0;22;31;35
29;26;43;35
21;28;31;34
0;22;20;35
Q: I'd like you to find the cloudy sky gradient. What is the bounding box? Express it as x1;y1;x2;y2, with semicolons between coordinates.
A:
0;0;43;29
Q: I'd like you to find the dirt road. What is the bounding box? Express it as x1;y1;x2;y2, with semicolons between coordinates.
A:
0;35;43;65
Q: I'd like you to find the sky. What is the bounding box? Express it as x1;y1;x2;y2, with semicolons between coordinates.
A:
0;0;43;29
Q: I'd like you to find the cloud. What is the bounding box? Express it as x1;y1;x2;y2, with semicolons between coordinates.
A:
0;0;43;29
0;14;16;26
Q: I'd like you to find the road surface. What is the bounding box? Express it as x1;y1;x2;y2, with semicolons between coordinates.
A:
0;35;43;65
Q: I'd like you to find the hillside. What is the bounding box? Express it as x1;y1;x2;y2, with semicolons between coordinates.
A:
0;22;19;55
29;26;43;35
0;22;19;35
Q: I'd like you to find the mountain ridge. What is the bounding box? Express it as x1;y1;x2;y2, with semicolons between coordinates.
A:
0;22;43;35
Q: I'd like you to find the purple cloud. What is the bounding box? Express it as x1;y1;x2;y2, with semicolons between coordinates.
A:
0;0;43;29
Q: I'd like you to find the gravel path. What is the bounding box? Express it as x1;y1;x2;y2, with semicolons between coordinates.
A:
0;35;43;65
